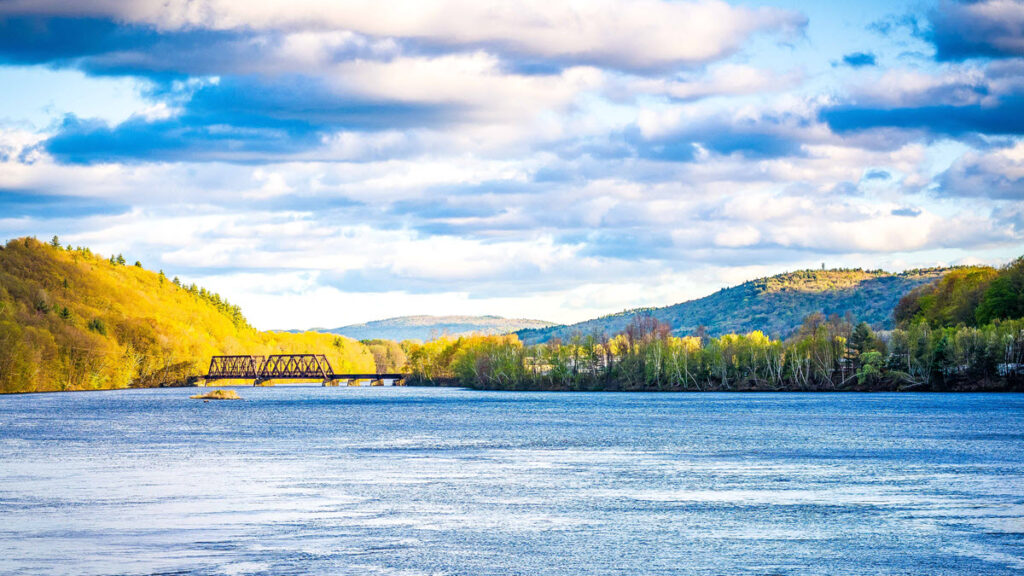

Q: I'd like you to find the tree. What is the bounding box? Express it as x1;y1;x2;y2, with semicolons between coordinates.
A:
50;235;60;248
976;257;1024;324
87;318;107;336
116;254;126;266
896;267;997;328
849;322;877;359
857;351;883;386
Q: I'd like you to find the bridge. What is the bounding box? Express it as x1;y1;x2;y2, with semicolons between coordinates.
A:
203;354;406;387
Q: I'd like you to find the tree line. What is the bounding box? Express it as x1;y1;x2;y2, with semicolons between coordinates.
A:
405;258;1024;392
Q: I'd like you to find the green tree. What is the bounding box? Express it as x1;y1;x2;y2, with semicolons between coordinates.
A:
87;318;107;336
857;351;884;386
976;257;1024;324
849;322;877;359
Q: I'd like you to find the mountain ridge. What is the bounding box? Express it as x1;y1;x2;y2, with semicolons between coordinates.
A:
309;314;556;342
517;267;955;344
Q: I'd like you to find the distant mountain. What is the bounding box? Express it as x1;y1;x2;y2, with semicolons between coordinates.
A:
517;268;952;344
319;315;556;342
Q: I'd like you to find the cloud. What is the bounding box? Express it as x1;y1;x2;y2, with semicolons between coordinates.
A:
823;97;1024;137
40;54;606;163
938;141;1024;199
629;64;802;101
0;189;129;218
623;99;829;162
891;207;921;217
929;0;1024;61
841;52;877;68
821;62;1024;137
0;1;806;73
42;76;456;163
4;0;1024;330
868;14;923;38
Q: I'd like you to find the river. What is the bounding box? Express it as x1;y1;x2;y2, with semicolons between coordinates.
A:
1;387;1022;575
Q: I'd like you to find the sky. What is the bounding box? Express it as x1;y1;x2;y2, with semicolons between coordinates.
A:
0;0;1023;330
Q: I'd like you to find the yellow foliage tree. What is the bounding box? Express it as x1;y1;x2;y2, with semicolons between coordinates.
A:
0;237;375;393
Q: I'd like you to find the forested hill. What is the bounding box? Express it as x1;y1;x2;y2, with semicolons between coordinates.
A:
315;315;555;342
517;268;950;344
0;237;375;393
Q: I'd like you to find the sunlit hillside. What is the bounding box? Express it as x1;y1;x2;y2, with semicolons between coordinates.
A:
0;237;374;393
518;268;952;344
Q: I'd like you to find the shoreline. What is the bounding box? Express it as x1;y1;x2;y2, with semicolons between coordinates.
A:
3;384;1023;396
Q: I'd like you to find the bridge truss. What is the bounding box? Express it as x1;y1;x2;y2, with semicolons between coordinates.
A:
204;354;405;386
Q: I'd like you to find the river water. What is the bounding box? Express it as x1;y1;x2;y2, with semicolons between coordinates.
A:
1;387;1022;575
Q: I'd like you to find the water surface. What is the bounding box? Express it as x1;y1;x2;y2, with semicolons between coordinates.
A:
1;387;1023;575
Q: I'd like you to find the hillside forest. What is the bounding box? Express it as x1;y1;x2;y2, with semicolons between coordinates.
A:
407;259;1024;392
0;237;384;393
1;236;1022;393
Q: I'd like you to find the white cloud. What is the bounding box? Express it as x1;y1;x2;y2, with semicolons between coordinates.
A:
327;53;606;122
631;64;802;101
1;0;805;71
3;1;1024;332
940;141;1024;199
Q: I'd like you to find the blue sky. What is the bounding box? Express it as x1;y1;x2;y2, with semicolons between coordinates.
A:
1;0;1022;329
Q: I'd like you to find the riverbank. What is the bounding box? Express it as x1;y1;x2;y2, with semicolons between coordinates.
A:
410;377;1024;393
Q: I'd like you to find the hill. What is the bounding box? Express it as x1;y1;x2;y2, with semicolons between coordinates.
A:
316;315;555;342
517;267;951;344
895;258;1024;329
0;237;375;393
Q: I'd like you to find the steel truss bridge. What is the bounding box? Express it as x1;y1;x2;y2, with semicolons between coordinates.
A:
204;354;405;387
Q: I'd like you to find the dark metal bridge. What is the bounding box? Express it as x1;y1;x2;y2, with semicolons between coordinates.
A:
204;354;405;386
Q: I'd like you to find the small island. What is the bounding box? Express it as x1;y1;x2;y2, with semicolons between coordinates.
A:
190;389;241;400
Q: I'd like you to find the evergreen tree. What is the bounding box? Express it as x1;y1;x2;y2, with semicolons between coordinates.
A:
849;322;876;357
87;318;107;335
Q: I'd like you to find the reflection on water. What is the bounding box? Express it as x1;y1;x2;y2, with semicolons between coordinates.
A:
1;387;1023;575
